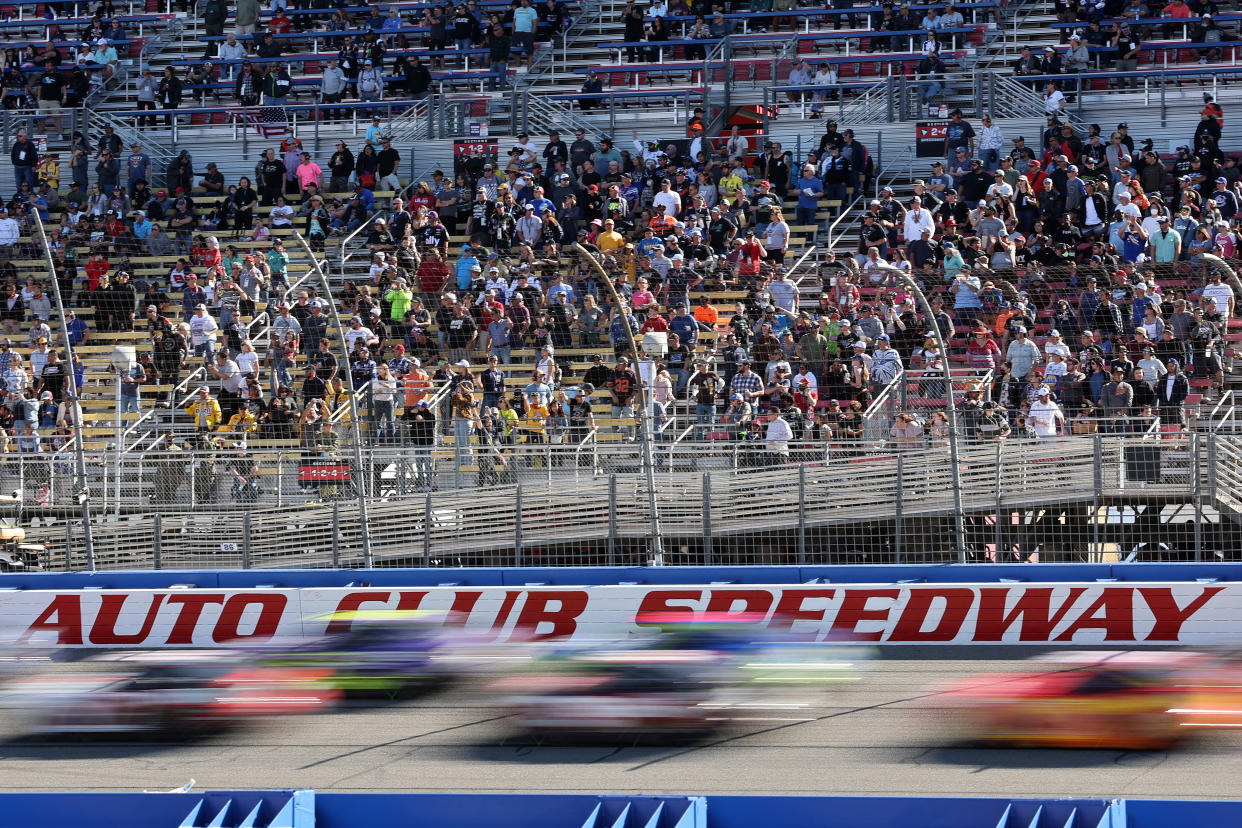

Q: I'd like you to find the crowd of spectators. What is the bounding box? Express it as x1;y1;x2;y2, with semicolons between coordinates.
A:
0;0;1234;484
775;0;1237;111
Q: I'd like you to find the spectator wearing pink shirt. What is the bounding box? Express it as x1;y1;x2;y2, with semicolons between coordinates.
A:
295;152;323;197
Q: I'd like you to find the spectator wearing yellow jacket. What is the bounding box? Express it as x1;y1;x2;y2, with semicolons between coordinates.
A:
185;386;222;431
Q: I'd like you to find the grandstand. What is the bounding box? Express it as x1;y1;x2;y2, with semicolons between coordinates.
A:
0;0;1234;571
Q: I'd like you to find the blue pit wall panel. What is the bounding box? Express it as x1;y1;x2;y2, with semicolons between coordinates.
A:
2;793;1241;828
5;562;1242;590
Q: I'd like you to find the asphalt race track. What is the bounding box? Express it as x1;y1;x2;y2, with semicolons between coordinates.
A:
1;652;1241;799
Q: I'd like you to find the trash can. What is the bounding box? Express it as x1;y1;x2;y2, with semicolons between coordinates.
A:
1123;445;1161;484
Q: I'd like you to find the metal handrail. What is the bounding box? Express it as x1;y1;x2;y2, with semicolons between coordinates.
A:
329;379;371;426
863;368;905;422
572;426;598;479
336;211;383;279
786;245;819;288
1141;416;1164;441
825;145;914;250
1208;389;1235;433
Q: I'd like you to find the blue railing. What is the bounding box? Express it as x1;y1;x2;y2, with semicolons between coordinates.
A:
4;791;1242;828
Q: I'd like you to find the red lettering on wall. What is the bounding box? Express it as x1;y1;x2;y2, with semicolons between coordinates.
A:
704;589;774;618
767;589;838;631
326;592;393;633
973;587;1087;642
491;591;522;631
635;590;705;623
19;594;83;644
1141;586;1224;641
165;593;226;644
447;590;483;625
1054;588;1135;642
829;589;900;641
88;593;166;645
394;591;428;612
512;590;589;641
889;588;974;642
212;593;289;643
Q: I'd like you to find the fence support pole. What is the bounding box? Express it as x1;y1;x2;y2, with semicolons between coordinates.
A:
1193;433;1204;562
607;474;617;566
1160;70;1167;128
797;463;807;566
702;472;712;566
64;517;72;572
423;491;432;566
242;511;251;569
994;440;1002;560
894;453;903;564
1092;435;1102;559
153;513;162;570
332;502;341;568
514;483;524;566
1209;432;1218;498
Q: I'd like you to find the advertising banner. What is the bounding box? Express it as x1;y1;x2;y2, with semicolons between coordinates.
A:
1;582;1235;648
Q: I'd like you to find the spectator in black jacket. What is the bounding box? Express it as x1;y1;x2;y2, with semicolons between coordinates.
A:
329;142;355;194
397;54;431;98
487;22;511;91
158;66;183;127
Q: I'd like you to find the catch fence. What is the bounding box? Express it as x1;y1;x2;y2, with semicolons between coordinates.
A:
11;432;1241;572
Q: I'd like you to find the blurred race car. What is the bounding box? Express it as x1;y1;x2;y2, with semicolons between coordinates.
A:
254;610;462;696
938;651;1224;750
491;651;718;737
635;612;872;686
0;650;337;735
490;613;868;738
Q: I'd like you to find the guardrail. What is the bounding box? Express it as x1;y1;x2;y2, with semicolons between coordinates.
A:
15;432;1233;571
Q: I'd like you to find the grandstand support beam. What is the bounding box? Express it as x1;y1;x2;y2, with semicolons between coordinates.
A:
873;263;966;561
573;242;664;563
293;232;372;568
32;212;94;571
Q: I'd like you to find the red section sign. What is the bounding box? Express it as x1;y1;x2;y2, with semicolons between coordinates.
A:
297;464;351;482
1;584;1234;649
916;120;950;158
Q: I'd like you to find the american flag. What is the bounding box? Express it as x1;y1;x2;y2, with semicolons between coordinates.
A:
244;106;288;139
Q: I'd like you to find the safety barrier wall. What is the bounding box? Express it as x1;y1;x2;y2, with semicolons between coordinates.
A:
6;578;1239;648
2;792;1242;828
5;562;1242;590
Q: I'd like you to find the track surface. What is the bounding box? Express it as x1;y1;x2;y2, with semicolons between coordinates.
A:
1;655;1241;798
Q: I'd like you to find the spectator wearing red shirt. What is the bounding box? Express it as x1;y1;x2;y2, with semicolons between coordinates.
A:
195;236;222;272
409;181;436;213
417;249;449;293
737;230;764;279
85;253;110;290
1024;159;1048;191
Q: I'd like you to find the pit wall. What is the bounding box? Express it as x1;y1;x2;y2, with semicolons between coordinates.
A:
3;791;1241;828
5;562;1242;646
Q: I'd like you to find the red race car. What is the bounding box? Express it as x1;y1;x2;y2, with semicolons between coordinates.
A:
936;651;1222;750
